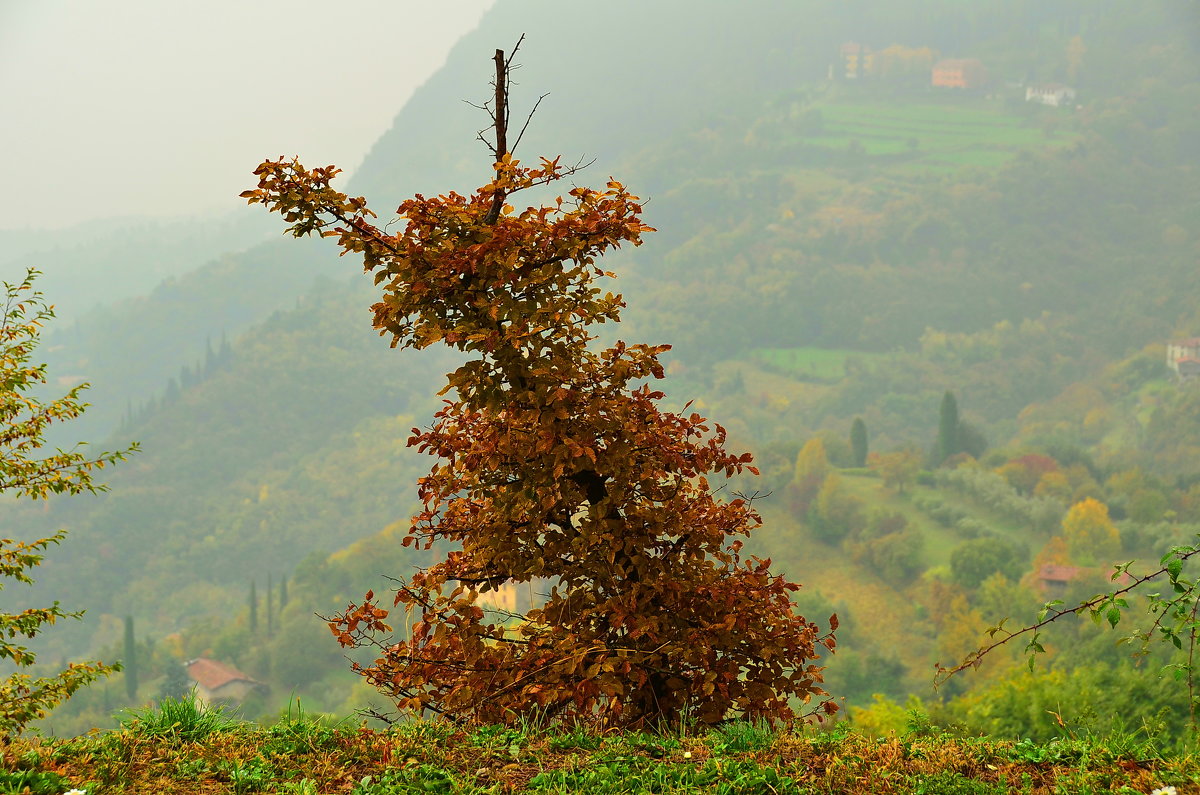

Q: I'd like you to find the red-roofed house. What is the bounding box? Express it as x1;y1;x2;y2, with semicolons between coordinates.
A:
1036;564;1132;596
1037;564;1082;593
1167;338;1200;381
185;657;266;704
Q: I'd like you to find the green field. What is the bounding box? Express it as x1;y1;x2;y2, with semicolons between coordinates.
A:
803;101;1080;170
751;346;882;380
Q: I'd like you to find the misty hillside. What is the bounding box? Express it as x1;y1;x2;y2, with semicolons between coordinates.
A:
4;0;1200;744
20;278;451;621
39;1;1198;447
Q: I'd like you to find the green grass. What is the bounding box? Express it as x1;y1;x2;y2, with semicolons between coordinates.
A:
924;149;1020;168
4;712;1196;794
799;101;1081;172
117;688;242;744
750;347;883;380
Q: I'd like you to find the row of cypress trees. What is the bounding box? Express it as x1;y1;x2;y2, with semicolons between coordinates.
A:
119;334;235;432
247;573;289;636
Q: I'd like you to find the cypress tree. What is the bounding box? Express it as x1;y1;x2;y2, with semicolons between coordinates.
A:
204;337;216;377
937;391;960;465
850;417;868;467
266;573;274;636
279;574;289;610
249;581;258;633
123;615;138;701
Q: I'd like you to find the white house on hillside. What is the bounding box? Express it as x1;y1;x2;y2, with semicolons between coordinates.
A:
1025;83;1077;107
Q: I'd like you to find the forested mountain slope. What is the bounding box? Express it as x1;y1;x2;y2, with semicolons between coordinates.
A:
11;278;452;653
36;233;346;445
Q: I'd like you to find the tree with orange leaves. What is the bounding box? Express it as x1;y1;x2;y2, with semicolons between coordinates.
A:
242;43;835;729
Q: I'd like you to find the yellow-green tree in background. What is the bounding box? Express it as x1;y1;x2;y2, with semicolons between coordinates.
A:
870;448;921;494
809;473;864;542
1061;498;1121;566
791;437;829;515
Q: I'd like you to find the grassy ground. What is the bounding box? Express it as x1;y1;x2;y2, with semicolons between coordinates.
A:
3;699;1197;794
749;347;884;381
836;472;1042;567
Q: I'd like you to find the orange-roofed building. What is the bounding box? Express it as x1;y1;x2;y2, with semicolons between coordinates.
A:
1167;338;1200;381
931;58;987;89
1036;563;1132;596
184;657;266;704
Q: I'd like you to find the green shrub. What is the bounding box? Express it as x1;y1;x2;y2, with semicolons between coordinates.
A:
120;689;242;744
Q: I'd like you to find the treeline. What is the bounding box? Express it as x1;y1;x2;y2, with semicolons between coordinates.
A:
118;335;234;432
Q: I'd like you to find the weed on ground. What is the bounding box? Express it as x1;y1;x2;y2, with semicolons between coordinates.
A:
1;710;1197;793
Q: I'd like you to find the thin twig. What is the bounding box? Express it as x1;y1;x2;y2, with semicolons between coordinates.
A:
512;92;550;154
935;548;1200;686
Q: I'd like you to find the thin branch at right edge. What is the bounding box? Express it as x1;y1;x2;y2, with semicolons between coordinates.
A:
934;545;1200;687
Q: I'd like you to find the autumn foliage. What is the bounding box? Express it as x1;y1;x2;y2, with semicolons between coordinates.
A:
242;49;834;729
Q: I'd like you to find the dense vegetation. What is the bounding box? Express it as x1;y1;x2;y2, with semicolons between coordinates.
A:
0;2;1198;783
3;699;1195;794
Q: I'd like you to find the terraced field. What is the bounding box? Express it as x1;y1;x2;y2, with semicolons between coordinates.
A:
803;101;1081;171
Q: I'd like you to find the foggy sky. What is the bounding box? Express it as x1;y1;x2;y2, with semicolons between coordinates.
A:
0;1;493;231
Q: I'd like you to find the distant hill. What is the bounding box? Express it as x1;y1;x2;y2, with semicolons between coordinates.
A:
1;212;277;324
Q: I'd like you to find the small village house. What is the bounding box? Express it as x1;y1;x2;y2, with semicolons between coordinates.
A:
184;657;266;704
1167;338;1200;380
931;58;987;89
1036;564;1132;596
1025;83;1077;107
477;580;518;612
839;42;873;79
